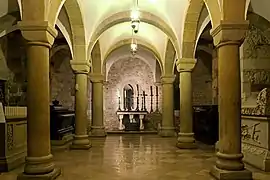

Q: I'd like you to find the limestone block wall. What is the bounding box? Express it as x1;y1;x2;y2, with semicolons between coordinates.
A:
192;53;212;105
241;12;270;105
50;59;75;110
104;57;162;130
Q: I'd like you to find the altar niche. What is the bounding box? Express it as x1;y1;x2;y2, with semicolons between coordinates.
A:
123;84;134;111
117;83;159;131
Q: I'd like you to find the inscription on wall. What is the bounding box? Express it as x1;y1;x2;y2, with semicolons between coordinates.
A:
241;123;261;144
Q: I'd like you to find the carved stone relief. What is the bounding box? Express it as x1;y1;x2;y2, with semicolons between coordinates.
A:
242;88;270;115
241;122;261;144
242;143;267;156
244;24;270;59
7;123;14;151
243;70;270;85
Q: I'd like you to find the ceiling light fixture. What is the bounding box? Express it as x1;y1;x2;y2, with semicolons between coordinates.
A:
131;0;140;34
130;30;137;56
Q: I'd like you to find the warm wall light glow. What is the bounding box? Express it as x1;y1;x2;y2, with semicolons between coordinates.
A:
131;9;140;20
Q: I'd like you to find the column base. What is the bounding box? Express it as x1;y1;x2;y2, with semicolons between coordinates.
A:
210;165;252;180
89;126;107;137
70;135;91;150
17;167;61;180
159;127;176;137
176;132;197;149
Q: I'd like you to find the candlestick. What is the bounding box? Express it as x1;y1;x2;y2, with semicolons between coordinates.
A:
118;96;121;111
141;95;144;111
156;86;159;112
143;91;147;111
137;84;139;96
124;90;127;111
150;86;153;112
136;96;139;111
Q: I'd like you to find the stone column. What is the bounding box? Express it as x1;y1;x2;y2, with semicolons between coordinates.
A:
159;75;176;137
70;61;91;150
89;73;106;137
210;21;252;179
17;22;61;179
176;58;197;149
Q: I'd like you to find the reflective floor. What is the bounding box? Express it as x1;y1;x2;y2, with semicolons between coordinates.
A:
1;135;270;180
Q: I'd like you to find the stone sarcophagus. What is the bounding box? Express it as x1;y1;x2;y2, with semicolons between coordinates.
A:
0;105;27;172
241;88;270;171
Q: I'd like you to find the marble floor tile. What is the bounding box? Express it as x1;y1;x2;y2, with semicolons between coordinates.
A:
1;135;270;180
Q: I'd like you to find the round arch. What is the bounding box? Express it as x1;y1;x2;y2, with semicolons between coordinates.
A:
88;10;181;60
49;0;88;63
181;0;220;60
103;38;163;73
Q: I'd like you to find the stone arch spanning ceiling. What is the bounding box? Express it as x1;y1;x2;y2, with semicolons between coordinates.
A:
0;12;20;38
87;9;183;60
63;0;88;62
247;0;270;23
56;7;73;58
180;0;220;59
103;38;162;71
0;0;21;38
0;0;20;19
104;45;161;82
99;22;164;61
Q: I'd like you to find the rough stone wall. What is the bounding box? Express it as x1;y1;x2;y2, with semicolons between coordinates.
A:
192;52;212;105
104;57;161;130
50;58;75;110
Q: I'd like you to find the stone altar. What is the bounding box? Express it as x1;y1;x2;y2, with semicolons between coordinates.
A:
241;88;270;171
116;111;148;131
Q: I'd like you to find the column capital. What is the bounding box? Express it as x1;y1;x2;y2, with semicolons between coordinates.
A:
70;60;91;74
161;75;175;84
176;58;197;72
89;73;104;83
210;20;249;47
18;21;57;46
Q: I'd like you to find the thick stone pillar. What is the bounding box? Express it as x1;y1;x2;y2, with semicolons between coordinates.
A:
89;74;106;137
176;58;197;149
210;21;252;179
70;61;92;150
159;75;176;137
17;22;61;179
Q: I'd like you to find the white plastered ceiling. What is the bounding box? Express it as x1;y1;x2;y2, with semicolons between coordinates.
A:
78;0;189;60
99;22;167;63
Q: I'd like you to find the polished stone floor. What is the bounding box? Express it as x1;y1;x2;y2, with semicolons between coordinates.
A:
1;135;270;180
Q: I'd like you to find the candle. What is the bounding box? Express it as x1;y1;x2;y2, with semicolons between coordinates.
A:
156;86;158;95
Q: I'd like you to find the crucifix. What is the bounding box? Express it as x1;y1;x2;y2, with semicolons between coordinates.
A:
136;84;140;111
155;85;159;112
